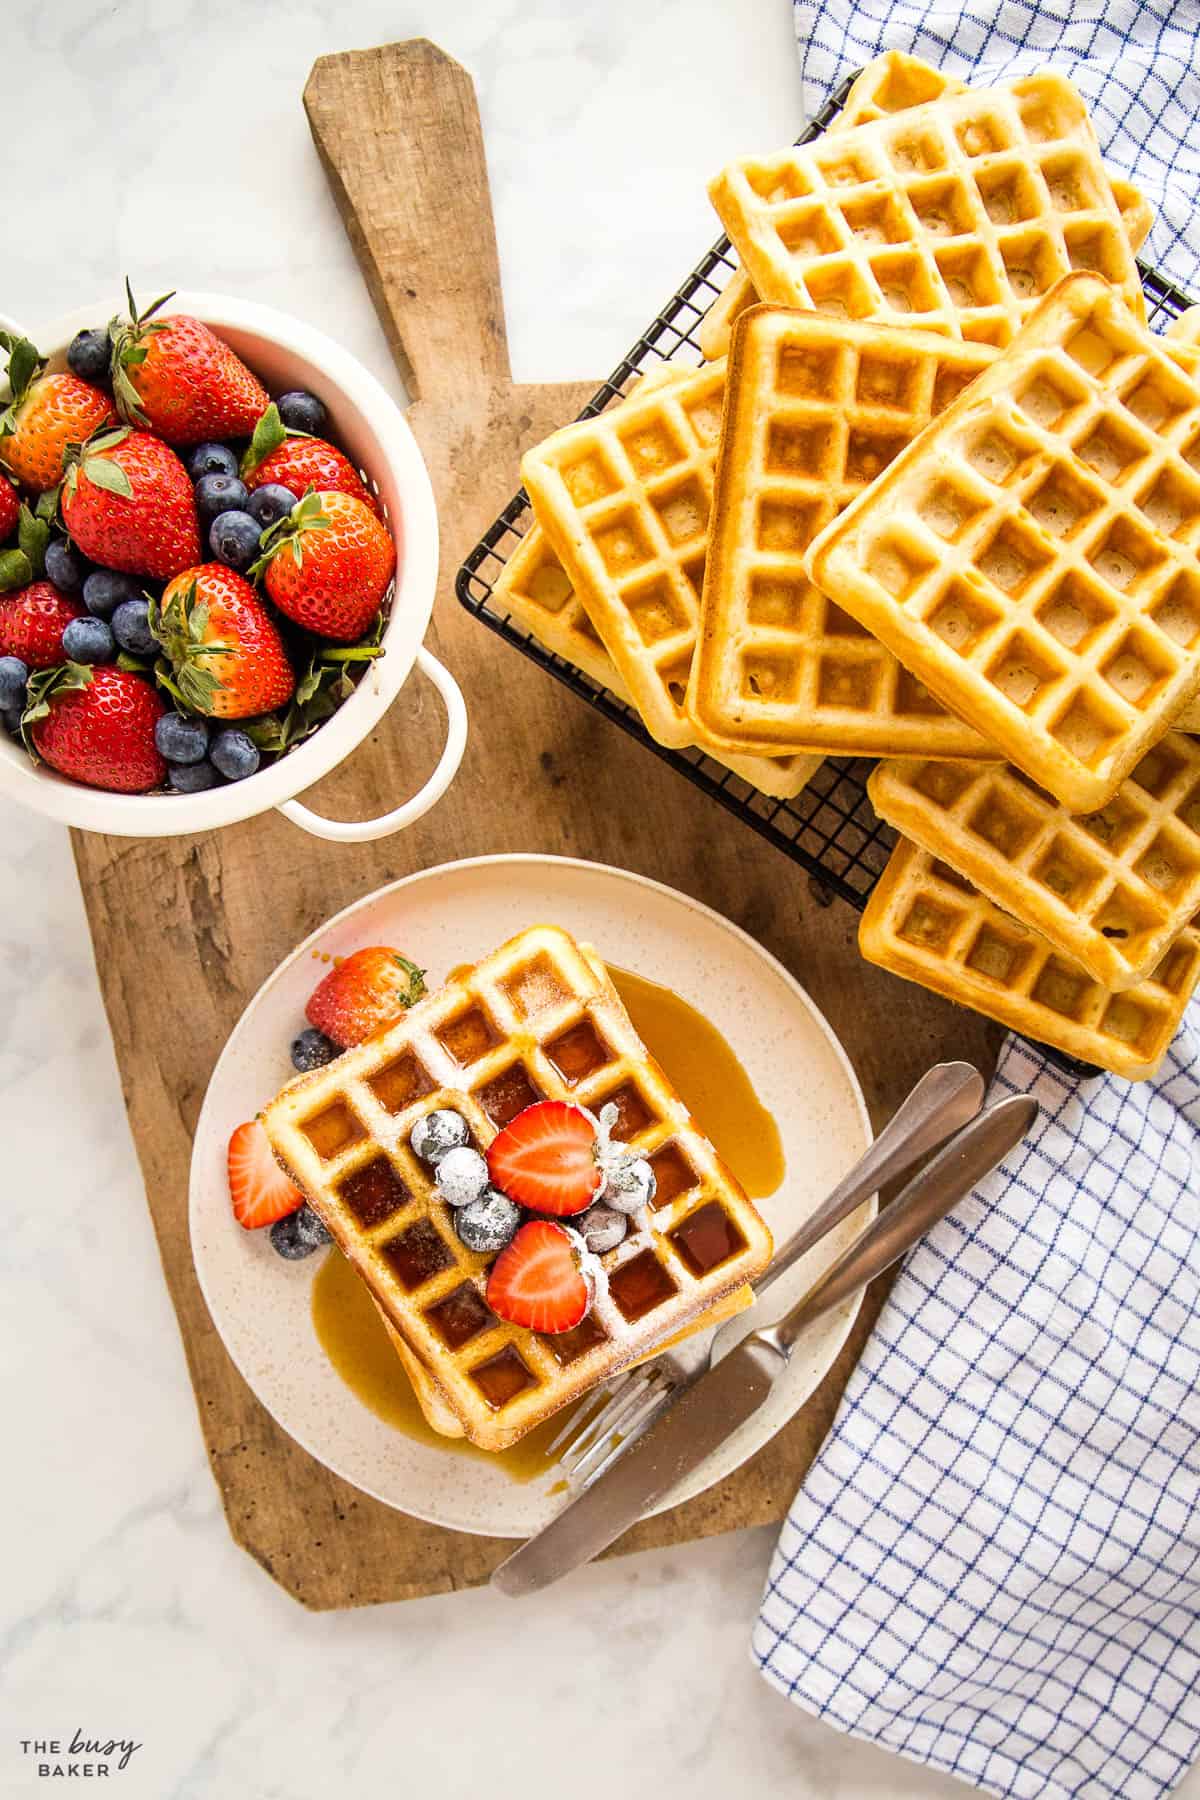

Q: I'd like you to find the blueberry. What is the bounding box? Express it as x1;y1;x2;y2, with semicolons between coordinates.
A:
210;727;260;781
194;472;249;528
454;1189;521;1254
66;327;111;384
1;705;23;737
62;617;115;665
167;758;221;793
44;539;89;593
111;598;158;655
410;1109;470;1165
155;712;209;765
0;656;28;711
602;1154;657;1215
290;1027;338;1073
434;1145;490;1207
187;441;239;482
576;1203;628;1255
246;483;297;529
270;1204;332;1260
83;568;143;620
277;390;327;435
209;510;262;572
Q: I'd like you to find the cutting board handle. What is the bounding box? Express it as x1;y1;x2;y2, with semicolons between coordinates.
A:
304;38;511;407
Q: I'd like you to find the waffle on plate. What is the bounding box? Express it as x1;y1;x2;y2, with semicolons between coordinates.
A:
860;837;1200;1080
262;926;774;1451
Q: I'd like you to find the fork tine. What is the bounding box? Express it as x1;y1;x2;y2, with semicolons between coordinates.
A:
565;1370;679;1489
556;1372;653;1470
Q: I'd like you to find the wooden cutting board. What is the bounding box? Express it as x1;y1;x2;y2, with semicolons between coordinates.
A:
68;37;999;1610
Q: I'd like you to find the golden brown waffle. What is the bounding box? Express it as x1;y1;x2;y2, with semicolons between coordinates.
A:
869;736;1200;989
808;274;1200;812
262;926;773;1452
696;56;1149;361
860;837;1200;1079
690;305;997;758
521;358;728;750
491;519;824;800
708;72;1144;350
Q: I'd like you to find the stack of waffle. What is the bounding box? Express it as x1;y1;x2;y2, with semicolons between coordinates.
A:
263;926;773;1449
500;51;1200;1078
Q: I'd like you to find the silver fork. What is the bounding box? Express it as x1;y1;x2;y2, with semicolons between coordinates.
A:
549;1058;986;1489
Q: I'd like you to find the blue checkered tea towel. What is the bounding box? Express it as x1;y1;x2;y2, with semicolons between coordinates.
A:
755;1012;1200;1799
791;1;1200;294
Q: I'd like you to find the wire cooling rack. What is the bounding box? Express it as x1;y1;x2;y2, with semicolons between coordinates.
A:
456;74;1198;914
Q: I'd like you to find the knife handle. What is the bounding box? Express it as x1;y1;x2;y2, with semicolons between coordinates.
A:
763;1093;1038;1356
753;1060;985;1296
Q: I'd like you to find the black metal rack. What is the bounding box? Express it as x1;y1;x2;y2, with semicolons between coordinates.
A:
456;75;1197;918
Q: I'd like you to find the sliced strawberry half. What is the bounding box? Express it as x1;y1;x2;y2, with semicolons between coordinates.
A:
486;1221;592;1334
228;1118;305;1230
486;1100;601;1215
305;946;426;1049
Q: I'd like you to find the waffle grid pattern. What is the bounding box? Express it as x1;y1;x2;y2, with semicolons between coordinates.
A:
455;76;1197;932
700;59;1151;361
869;738;1200;990
810;274;1200;813
492;515;823;800
709;74;1143;351
520;360;726;750
858;837;1200;1078
691;306;996;757
262;927;773;1451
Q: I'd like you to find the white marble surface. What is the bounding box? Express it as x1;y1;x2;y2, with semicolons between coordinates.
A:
4;3;1198;1797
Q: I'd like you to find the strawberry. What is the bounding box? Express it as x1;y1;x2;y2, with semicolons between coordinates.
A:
486;1221;592;1334
0;581;84;668
306;947;426;1048
242;402;383;517
25;663;166;792
228;1118;304;1230
0;333;113;492
0;476;18;542
109;285;268;445
254;490;395;642
61;427;200;578
153;564;295;719
486;1101;601;1215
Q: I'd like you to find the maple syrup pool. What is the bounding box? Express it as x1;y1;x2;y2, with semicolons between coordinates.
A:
310;964;785;1479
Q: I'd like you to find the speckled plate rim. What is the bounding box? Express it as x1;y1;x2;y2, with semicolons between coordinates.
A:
189;854;873;1538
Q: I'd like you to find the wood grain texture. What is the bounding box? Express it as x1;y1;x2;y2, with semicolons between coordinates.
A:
68;37;1000;1610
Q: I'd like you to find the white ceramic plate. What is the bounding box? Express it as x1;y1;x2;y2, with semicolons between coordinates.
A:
189;855;872;1538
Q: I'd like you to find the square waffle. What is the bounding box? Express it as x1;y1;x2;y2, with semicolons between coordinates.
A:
869;735;1200;989
696;55;1149;360
491;517;824;800
689;305;996;758
859;837;1200;1080
808;274;1200;813
521;357;728;750
262;926;774;1452
708;72;1144;351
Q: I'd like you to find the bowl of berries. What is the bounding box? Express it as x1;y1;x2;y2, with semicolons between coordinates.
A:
0;287;463;840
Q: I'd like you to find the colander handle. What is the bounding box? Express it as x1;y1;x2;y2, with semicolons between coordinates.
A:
276;647;467;843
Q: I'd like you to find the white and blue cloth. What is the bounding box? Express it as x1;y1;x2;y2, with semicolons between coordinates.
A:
791;1;1200;295
756;18;1200;1791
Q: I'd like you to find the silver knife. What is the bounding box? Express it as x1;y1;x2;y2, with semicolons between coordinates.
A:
492;1090;1037;1596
